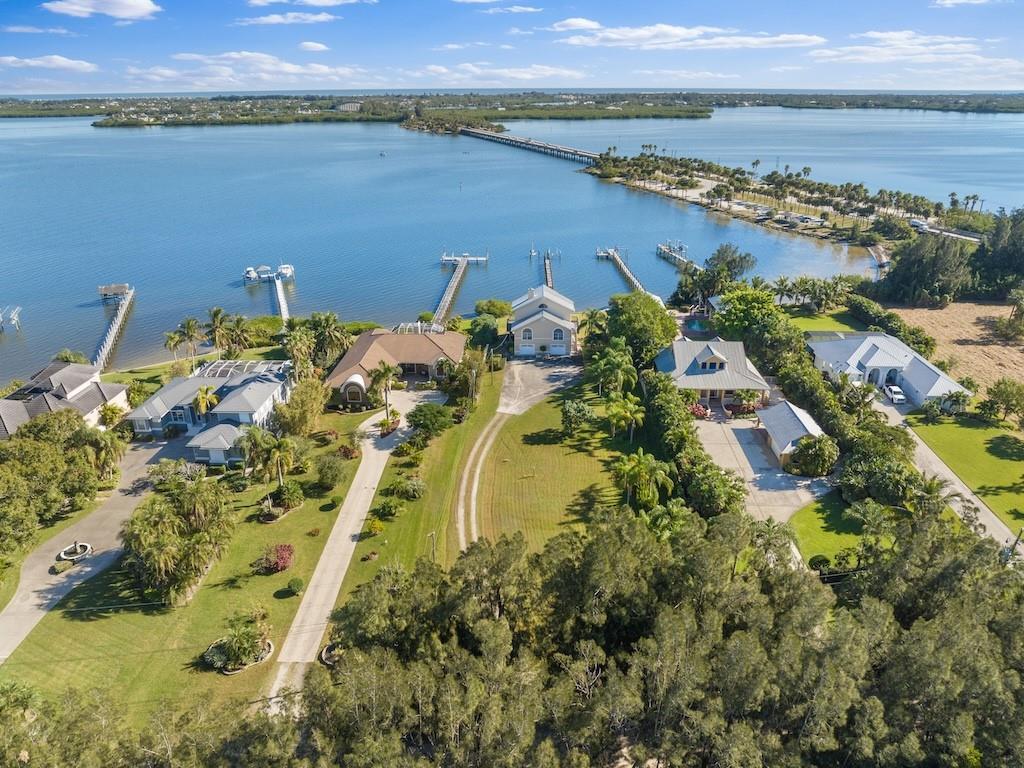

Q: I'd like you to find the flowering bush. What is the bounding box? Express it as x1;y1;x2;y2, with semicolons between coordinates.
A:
255;543;294;574
689;403;710;419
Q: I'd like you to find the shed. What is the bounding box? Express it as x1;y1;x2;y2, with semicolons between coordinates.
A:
758;401;824;467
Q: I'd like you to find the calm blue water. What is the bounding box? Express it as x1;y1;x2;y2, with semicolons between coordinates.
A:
510;107;1024;212
9;108;1012;379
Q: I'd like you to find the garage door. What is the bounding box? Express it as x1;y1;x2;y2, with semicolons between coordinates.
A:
518;344;535;356
549;344;567;356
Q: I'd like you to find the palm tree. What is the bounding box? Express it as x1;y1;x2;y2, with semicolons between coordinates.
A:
192;385;220;417
89;430;126;481
236;426;271;476
179;317;204;371
771;276;792;305
752;519;795;563
369;361;403;415
226;315;252;357
907;473;965;518
266;435;296;488
578;308;609;350
612;448;674;507
607;392;645;442
164;330;184;362
205;307;230;353
309;311;352;367
284;327;316;380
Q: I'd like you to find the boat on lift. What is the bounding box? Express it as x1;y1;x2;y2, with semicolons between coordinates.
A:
277;263;295;280
243;266;259;282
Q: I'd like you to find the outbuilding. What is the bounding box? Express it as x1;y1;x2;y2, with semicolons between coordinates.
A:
758;400;824;468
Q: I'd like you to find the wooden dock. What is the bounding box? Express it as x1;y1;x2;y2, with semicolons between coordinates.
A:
543;252;554;289
93;285;135;370
597;248;664;307
432;252;488;325
273;276;290;327
459;127;600;165
657;241;702;270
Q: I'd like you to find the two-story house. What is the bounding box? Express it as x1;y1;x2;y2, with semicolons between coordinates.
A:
510;285;577;357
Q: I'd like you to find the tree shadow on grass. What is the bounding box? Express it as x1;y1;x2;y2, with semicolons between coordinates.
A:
523;428;562;446
56;562;170;622
987;434;1024;462
813;496;862;538
564;483;619;528
212;572;251;591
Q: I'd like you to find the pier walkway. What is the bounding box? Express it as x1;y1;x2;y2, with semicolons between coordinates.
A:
657;241;702;270
93;285;135;370
273;276;290;327
460;127;600;165
597;248;664;307
543;252;554;288
432;252;488;324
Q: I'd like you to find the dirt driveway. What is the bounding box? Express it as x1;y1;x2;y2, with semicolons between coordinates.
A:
696;415;832;523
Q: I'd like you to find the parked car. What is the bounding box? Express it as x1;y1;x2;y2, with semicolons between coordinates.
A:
883;384;907;404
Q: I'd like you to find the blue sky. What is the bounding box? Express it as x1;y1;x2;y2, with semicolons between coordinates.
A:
0;0;1021;93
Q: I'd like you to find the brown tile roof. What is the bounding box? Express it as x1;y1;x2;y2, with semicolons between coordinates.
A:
326;329;467;389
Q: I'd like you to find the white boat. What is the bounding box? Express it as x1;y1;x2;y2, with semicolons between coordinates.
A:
277;263;295;280
243;266;259;282
255;265;274;281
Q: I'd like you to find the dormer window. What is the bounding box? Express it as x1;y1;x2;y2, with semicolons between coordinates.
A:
700;362;707;370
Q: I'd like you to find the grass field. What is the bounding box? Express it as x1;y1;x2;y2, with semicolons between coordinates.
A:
785;306;867;333
907;413;1024;531
336;373;504;605
476;384;623;553
0;409;367;728
789;492;861;563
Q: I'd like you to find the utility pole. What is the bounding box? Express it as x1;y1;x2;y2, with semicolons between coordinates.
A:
427;531;437;563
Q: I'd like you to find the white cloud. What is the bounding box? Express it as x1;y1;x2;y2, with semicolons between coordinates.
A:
634;68;740;80
452;0;502;3
769;65;805;72
507;26;533;35
548;17;602;31
143;50;363;89
235;12;339;25
482;6;543;14
0;54;97;72
553;20;826;50
409;61;583;83
3;25;73;34
432;41;490;50
932;0;996;6
299;41;330;51
41;0;161;20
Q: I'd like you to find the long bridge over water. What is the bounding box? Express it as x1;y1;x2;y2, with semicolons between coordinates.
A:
459;127;600;165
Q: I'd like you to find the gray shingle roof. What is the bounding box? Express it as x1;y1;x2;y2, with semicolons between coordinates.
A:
213;372;286;415
759;401;823;455
186;423;244;451
127;376;225;421
0;401;31;440
654;337;769;391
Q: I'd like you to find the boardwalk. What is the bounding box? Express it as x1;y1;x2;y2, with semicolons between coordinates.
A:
93;286;135;369
273;276;290;327
597;248;664;306
543;252;554;288
459;127;600;165
657;241;701;270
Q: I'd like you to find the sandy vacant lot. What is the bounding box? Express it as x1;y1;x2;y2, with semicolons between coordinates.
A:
890;301;1024;393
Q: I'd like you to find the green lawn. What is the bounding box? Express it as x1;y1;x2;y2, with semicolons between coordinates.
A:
336;373;504;605
0;409;367;728
790;492;862;564
785;306;867;333
477;384;622;552
907;413;1024;531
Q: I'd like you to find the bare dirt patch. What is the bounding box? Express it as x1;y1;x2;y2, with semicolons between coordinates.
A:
889;301;1024;392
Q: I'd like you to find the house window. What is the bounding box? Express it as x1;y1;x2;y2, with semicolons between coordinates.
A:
170;410;185;423
708;362;718;370
700;362;707;370
522;328;533;341
553;329;564;341
719;362;726;369
346;387;362;402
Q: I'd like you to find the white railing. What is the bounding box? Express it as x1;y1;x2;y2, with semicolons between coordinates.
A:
93;287;135;369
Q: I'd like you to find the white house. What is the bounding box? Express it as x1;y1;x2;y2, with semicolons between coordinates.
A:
654;337;770;405
127;360;293;464
758;400;824;468
0;361;128;440
806;332;970;406
510;285;577;357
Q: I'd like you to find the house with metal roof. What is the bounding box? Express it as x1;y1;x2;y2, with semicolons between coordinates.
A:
0;361;128;440
510;285;577;357
325;328;467;407
806;331;970;406
654;337;770;405
127;359;292;463
757;401;824;468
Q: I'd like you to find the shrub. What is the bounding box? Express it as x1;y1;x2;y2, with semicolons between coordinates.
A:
375;497;405;519
790;435;840;477
273;480;305;510
404;452;423;468
407;403;454;440
337;443;360;460
226;473;250;493
330;494;343;507
316;454;347;490
206;465;226;477
255;543;294;574
205;607;271;671
287;577;304;596
367;516;385;537
808;554;831;572
489;354;506;371
407;431;430;451
51;560;75;575
392;441;416;458
921;399;943;424
388;475;426;500
307;527;321;537
561;399;595;437
689;403;710;419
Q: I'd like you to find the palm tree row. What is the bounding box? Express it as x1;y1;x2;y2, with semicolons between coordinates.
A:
236;426;296;487
165;307;254;370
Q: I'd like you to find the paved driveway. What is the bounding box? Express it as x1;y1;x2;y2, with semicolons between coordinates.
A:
696;415;832;523
0;436;186;663
498;358;580;415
